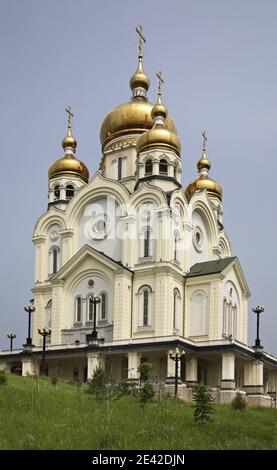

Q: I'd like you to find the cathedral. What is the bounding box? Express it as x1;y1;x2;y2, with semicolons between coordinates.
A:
1;28;277;406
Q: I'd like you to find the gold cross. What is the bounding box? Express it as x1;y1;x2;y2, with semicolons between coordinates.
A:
202;130;207;151
65;106;74;127
136;25;146;56
156;70;164;95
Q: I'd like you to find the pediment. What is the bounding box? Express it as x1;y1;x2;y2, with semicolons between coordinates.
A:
50;244;132;283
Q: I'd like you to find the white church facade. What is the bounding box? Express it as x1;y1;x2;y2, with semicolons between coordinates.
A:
1;29;277;406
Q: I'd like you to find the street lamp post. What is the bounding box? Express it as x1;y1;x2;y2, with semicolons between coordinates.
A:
252;305;265;350
86;296;101;344
23;299;35;348
38;327;51;375
7;332;16;352
170;348;185;397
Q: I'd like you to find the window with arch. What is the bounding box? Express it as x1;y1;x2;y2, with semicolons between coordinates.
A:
75;296;82;323
222;298;237;338
100;292;108;320
54;185;60;200
45;299;52;328
222;282;239;339
118;157;122;180
173;288;181;330
87;295;94;322
48;246;60;275
145;159;152;176
189;290;208;336
66;184;74;200
138;285;152;327
159;159;168;175
173;230;181;262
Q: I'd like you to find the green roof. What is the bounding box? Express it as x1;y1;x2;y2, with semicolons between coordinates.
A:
186;257;237;278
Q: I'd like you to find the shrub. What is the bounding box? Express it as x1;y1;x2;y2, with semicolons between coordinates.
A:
87;365;107;403
50;374;59;386
0;370;7;385
193;383;214;425
138;383;155;410
231;392;247;411
138;362;154;383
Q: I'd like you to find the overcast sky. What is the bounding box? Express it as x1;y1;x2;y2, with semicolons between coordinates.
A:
0;0;276;353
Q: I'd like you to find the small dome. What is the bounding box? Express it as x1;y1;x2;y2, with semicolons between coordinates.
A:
62;128;77;150
185;174;222;201
48;154;89;183
137;126;181;155
136;88;181;155
130;57;150;92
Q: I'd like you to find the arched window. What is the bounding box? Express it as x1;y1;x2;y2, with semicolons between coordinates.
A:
49;246;60;275
138;286;152;327
189;290;208;336
100;292;107;320
173;288;180;330
45;299;52;328
174;230;181;262
88;296;94;322
145;159;152;175
75;296;82;323
118;157;122;180
144;227;151;258
143;290;149;326
54;185;60;200
66;185;74;199
159;159;168;175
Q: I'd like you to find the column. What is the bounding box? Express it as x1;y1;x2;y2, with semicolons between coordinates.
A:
87;352;104;380
152;159;159;175
243;360;272;407
127;351;141;383
60;229;74;266
22;356;38;376
243;360;264;395
221;353;235;390
185;356;197;386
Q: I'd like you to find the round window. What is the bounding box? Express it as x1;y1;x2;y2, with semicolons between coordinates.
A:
87;279;94;288
88;213;111;240
193;226;204;252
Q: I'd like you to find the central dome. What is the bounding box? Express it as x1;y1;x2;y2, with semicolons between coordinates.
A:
100;98;177;148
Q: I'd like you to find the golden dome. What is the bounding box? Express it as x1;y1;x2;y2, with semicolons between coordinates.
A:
185;135;222;201
48;154;89;182
49;116;89;183
185;174;222;201
137;126;181;155
100;99;177;148
130;57;150;92
136;84;181;156
62;127;77;150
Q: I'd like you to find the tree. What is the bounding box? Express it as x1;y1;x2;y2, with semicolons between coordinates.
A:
138;361;154;383
193;383;214;425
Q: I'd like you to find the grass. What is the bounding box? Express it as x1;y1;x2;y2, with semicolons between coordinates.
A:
0;374;277;450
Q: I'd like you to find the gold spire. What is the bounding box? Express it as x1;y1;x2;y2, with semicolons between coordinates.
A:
185;131;222;200
151;70;168;120
197;130;211;171
136;72;181;155
130;25;150;97
62;106;77;151
48;108;89;182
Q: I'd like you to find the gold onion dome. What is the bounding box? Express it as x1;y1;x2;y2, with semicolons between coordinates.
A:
185;132;222;201
48;109;89;183
136;73;181;156
100;26;177;148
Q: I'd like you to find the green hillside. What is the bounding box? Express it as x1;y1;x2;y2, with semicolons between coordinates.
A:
0;374;277;450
